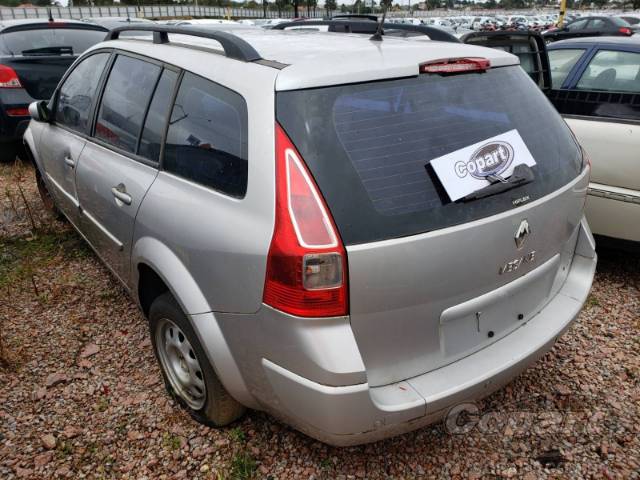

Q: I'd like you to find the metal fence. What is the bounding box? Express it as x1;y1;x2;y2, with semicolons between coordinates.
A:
0;5;327;20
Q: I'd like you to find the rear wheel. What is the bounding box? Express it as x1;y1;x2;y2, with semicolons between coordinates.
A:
149;292;245;426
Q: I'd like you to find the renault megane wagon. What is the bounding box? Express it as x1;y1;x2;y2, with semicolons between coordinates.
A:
24;24;597;445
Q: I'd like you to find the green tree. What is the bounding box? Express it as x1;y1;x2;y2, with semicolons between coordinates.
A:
325;0;337;13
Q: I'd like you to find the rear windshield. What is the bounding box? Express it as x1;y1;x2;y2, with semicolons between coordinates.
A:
277;66;582;245
0;28;106;55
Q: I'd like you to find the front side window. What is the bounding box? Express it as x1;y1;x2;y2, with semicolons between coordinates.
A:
576;50;640;92
55;52;110;133
95;55;161;153
586;19;605;29
549;48;586;88
567;19;588;31
164;72;248;198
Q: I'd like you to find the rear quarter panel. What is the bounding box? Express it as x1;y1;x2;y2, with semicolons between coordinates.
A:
131;47;278;315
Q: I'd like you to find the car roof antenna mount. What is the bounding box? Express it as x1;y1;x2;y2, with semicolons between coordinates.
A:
370;0;390;42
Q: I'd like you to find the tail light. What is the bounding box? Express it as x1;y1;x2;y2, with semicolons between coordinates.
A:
420;58;490;74
619;27;632;35
263;124;348;317
0;65;22;88
6;107;29;116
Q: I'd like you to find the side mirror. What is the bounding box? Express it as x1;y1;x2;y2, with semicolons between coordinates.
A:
28;100;50;123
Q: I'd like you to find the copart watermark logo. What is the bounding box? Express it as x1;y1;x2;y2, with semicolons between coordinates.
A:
443;395;595;438
454;141;514;180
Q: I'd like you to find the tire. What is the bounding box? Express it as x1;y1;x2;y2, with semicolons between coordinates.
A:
149;292;245;427
35;167;64;221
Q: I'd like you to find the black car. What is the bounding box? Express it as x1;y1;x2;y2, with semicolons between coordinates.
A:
543;16;638;42
0;19;107;161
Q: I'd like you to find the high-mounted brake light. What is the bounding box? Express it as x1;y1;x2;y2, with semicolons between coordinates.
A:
262;124;348;317
0;65;22;88
420;58;490;74
619;27;632;35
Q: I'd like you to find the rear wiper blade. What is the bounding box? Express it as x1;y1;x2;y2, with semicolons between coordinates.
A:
462;164;535;202
21;46;73;56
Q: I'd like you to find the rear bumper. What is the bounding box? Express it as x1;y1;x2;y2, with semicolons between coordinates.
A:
0;88;34;142
258;220;597;446
586;182;640;243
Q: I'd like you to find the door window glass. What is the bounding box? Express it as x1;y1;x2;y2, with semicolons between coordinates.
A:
138;69;178;162
55;52;109;133
549;48;586;88
567;19;587;31
587;19;605;29
95;55;161;153
164;72;248;198
577;50;640;92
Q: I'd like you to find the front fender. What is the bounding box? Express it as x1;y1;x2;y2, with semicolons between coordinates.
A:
131;236;258;408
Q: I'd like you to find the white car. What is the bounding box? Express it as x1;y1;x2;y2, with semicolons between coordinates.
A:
548;37;640;246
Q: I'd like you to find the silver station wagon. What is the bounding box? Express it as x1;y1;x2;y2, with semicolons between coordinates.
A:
24;23;597;446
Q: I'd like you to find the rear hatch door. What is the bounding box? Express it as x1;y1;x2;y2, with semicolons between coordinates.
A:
0;23;107;99
277;64;586;387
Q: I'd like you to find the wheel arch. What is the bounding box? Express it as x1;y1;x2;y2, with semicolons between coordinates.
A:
132;236;257;408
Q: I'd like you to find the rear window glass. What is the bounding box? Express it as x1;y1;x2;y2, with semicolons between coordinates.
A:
1;28;106;55
277;66;582;245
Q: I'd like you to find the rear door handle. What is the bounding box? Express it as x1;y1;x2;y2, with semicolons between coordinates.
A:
111;184;132;206
64;156;75;168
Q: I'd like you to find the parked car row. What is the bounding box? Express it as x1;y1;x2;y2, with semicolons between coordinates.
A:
1;13;635;447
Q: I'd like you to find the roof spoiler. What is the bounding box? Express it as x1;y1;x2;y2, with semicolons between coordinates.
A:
105;24;262;62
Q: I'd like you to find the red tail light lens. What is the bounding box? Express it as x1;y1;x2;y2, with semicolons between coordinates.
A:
263;124;348;317
0;65;22;88
619;27;632;35
6;107;29;116
420;58;490;74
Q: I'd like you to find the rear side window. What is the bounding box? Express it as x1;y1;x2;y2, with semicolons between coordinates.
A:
55;52;110;133
0;28;106;55
138;69;178;163
95;55;161;153
549;48;586;88
576;50;640;92
164;72;248;198
277;66;582;245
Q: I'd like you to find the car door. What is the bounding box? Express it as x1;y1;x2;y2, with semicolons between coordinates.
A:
38;51;111;226
462;32;551;90
75;54;177;284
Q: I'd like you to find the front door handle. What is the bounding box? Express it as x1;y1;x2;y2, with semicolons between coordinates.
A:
64;156;75;168
111;184;132;206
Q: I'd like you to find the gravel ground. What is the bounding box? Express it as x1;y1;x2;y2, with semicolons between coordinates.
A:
1;161;639;479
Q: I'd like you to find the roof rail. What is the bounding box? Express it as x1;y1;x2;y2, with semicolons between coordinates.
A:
105;24;262;62
272;20;460;44
330;14;379;22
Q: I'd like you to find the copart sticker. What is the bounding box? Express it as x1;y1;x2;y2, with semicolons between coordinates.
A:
429;129;537;202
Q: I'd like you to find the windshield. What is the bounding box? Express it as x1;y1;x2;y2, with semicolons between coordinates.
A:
277;66;583;245
1;28;106;55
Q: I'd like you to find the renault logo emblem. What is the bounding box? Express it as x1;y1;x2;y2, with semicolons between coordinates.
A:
515;220;530;249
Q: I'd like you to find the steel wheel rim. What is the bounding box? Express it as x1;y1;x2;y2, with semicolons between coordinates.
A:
155;318;206;410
